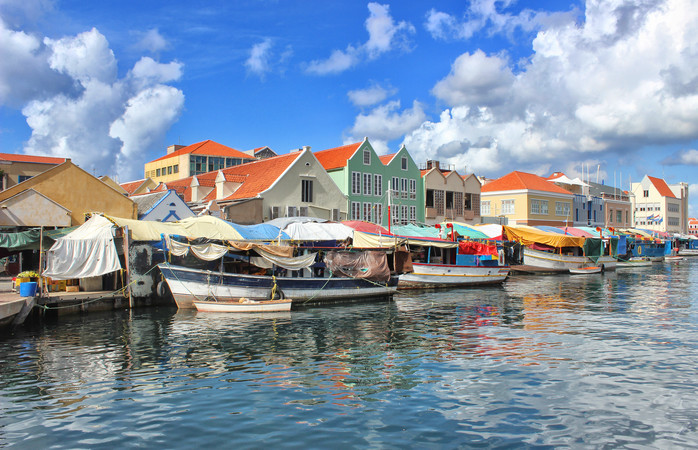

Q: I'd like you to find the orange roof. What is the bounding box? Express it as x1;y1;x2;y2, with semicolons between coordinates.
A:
314;142;362;171
481;171;573;195
379;154;396;165
647;175;676;198
120;179;148;195
0;153;67;165
148;140;254;164
219;152;302;200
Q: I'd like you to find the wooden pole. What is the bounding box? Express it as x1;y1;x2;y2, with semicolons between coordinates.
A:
38;226;44;296
122;226;133;309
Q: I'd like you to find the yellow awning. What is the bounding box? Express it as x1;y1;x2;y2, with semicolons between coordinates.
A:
503;225;586;248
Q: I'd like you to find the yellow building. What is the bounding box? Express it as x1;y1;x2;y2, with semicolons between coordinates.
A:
144;140;255;184
0;153;68;191
480;171;574;226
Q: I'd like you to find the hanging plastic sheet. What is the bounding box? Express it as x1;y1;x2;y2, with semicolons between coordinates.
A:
324;250;390;282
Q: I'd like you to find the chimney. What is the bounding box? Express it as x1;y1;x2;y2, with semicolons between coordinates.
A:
167;144;185;154
302;145;311;152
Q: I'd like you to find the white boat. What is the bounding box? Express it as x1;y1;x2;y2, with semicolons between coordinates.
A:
616;258;653;268
398;263;510;288
569;266;602;274
193;298;292;312
664;255;684;262
523;247;617;272
678;249;698;256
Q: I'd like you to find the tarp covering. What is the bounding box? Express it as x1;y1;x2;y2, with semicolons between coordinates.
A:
166;238;229;261
353;230;457;249
343;221;390;234
283;222;354;241
562;227;594;237
583;238;603;263
226;222;289;240
473;224;504;240
503;225;586;248
617;235;627;255
228;242;294;258
106;215;246;241
265;216;327;229
392;224;441;239
44;215;122;280
458;241;498;256
256;249;317;270
0;228;41;250
445;222;490;239
534;226;566;235
324;250;390;282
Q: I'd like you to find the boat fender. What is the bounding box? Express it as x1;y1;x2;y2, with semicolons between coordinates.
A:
157;280;168;297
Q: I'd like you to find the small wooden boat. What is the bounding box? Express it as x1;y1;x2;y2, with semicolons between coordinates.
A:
569;266;602;275
193;297;292;313
664;255;684;262
616;258;652;268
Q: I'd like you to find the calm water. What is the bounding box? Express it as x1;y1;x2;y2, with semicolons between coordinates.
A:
2;260;698;448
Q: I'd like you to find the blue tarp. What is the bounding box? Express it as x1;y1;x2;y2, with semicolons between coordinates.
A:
225;222;290;240
534;226;566;235
617;235;627;255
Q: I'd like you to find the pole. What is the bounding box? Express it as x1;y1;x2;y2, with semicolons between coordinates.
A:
38;226;44;296
122;226;133;309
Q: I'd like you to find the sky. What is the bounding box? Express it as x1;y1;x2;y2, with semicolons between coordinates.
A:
1;0;697;214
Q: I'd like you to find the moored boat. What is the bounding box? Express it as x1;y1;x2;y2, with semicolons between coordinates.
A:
616;258;652;268
569;266;602;274
192;298;292;312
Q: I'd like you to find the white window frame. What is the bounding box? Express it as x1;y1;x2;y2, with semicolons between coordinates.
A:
374;203;382;224
501;199;515;215
401;205;409;224
401;178;408;198
374;174;382;197
481;200;490;215
392;204;400;224
555;201;570;217
410;205;416;223
363;173;372;196
352;171;361;195
351;202;361;220
409;179;416;200
363;149;371;165
401;156;408;170
392;176;399;195
363;202;372;222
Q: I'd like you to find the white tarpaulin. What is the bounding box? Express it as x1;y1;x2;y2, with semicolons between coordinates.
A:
283;222;353;241
165;236;229;261
44;215;122;280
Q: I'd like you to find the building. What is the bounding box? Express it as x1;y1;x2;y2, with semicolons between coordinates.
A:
547;172;604;228
420;160;480;225
630;175;688;233
688;218;698;236
119;178;157;196
587;181;632;229
0;153;68;191
315;138;423;227
243;146;278;160
148;148;347;224
480;171;574;226
0;161;136;226
131;190;195;222
144;140;256;184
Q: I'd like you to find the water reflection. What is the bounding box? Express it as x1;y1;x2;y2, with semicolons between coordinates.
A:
1;260;697;447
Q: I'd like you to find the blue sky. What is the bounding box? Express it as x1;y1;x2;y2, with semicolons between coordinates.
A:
1;0;697;213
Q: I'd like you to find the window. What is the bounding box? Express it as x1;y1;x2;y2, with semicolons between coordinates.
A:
435;190;445;215
409;179;416;199
410;206;416;223
374;174;382;196
351;202;361;220
643;190;649;197
454;192;463;216
401;205;409;224
392;177;399;195
401;178;408;198
156;168;161;177
626;211;629;223
501;199;515;215
363;202;372;222
426;189;434;208
392;204;400;224
363;173;372;196
481;200;490;215
401;157;408;170
18;175;31;183
556;201;570;216
363;149;371;165
530;199;548;215
352;172;361;195
168;166;173;175
173;165;179;174
301;179;313;202
616;210;622;223
446;191;454;211
374;203;383;224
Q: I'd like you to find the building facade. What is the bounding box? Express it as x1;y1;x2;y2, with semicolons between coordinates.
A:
630;175;687;233
421;160;481;225
0;153;68;191
144;140;255;184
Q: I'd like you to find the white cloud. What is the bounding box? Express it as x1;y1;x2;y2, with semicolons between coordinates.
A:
347;82;396;107
136;28;168;53
346;100;426;154
245;38;273;77
401;0;698;178
306;2;414;75
6;25;185;181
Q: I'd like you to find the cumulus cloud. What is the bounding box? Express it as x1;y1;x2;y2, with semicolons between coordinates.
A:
244;38;292;79
135;28;169;53
399;0;698;179
306;2;415;75
347;82;396;107
5;25;184;181
346;100;426;154
662;149;698;165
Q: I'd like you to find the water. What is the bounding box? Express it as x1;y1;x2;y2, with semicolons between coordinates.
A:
2;260;698;448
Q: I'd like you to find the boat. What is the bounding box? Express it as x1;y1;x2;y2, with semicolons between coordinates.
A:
397;238;510;288
522;247;617;272
158;243;399;309
616;258;652;268
664;255;684;262
192;297;292;312
569;266;602;274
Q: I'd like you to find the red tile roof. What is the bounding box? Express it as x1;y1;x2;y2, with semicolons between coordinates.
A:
647;175;676;198
379;154;396;165
219;152;302;200
120;179;148;195
0;153;67;165
314;142;362;171
481;171;573;194
148;140;254;164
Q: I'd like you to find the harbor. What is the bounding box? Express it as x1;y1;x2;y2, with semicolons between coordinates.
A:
1;258;697;447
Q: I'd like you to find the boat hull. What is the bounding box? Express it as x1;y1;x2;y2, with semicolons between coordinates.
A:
193;299;292;313
158;263;398;309
398;263;510;288
569;266;602;274
523;248;617;272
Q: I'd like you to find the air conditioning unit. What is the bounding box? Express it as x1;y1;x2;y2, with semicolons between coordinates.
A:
331;208;340;221
299;206;308;217
270;206;279;219
286;206;297;217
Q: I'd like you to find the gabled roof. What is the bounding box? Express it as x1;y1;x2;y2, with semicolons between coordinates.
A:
647;175;676;198
481;171;573;195
218;152;303;200
314;142;362;171
149;140;254;164
131;190;169;215
120;178;149;195
379;153;396;165
0;153;67;165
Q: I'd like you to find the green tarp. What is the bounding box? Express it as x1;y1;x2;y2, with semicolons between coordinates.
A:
0;227;78;251
583;238;603;263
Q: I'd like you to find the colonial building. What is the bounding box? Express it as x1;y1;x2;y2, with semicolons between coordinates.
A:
546;172;604;228
480;171;574;226
587;180;632;229
688;218;698;236
119;178;157;196
0;153;68;191
131;190;195;222
420;160;480;225
144;140;255;184
0;160;136;226
630;175;688;233
315;138;423;227
149;148;346;224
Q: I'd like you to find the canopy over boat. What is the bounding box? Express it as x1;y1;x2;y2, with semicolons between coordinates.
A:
503;225;586;248
444;222;490;239
352;230;457;249
342;220;390;235
283;222;353;241
391;223;441;239
473;224;504;240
